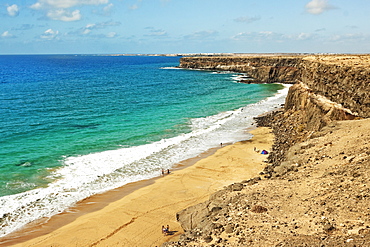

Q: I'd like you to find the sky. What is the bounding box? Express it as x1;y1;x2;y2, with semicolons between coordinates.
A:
0;0;369;54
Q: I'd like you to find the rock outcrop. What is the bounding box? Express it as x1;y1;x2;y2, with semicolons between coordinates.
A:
163;55;370;246
180;55;370;118
180;56;302;84
300;56;370;118
163;119;370;247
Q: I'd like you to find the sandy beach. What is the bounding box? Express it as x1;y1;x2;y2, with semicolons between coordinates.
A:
6;127;273;247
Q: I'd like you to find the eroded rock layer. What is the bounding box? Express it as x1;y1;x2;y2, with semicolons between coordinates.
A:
180;55;370;118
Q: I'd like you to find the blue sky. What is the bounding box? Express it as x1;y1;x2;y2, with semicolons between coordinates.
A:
1;0;369;54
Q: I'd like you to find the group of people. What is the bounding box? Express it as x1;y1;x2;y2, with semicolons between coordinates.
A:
161;169;170;176
162;225;170;235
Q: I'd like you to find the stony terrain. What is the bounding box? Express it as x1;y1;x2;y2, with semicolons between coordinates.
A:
163;55;370;247
163;112;370;247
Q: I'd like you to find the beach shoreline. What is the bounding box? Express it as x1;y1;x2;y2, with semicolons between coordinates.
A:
3;127;273;247
0;145;223;246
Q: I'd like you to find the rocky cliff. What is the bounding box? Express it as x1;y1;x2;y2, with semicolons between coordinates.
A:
180;56;302;84
163;55;370;246
164;118;370;247
180;55;370;118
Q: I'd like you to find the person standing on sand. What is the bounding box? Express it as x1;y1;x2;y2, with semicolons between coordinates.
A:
162;225;169;235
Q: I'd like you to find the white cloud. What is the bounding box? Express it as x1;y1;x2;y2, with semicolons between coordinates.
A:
184;30;218;40
129;4;139;10
47;9;81;21
234;16;260;23
90;2;114;15
82;28;92;35
91;32;118;39
106;32;116;38
71;21;121;35
7;4;19;17
102;3;113;15
329;33;368;42
129;0;142;10
1;31;15;38
145;28;167;37
94;21;120;29
233;31;306;42
284;32;313;40
233;31;279;40
31;0;109;21
232;32;247;40
259;31;274;37
305;0;336;15
297;33;312;40
40;28;59;40
30;2;43;10
30;0;109;9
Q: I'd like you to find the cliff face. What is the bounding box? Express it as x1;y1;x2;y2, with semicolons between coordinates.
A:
164;119;370;247
180;54;370;175
180;56;302;84
299;57;370;118
163;55;370;247
180;55;370;118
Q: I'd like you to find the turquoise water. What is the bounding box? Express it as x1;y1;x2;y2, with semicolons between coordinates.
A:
0;55;287;237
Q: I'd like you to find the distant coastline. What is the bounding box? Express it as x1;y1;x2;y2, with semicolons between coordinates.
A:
104;52;366;57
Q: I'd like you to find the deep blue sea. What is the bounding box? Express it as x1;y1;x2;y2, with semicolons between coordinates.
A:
0;55;289;237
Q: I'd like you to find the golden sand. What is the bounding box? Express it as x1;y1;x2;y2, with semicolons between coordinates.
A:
11;127;273;247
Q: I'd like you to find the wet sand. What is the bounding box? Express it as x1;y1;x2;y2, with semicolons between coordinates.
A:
7;127;273;247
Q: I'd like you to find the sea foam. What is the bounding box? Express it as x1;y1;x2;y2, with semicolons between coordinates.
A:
0;84;291;237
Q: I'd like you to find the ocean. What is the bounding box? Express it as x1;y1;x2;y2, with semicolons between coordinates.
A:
0;55;289;237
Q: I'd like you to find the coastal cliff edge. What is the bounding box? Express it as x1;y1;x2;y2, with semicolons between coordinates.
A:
163;54;370;246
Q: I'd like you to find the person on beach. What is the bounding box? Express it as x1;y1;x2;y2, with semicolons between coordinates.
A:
161;169;165;176
167;169;170;174
162;225;169;235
